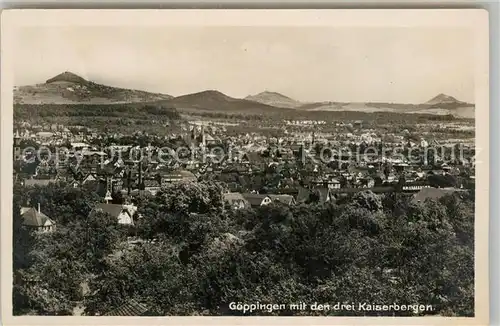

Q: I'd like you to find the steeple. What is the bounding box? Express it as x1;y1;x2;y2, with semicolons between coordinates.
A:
13;130;22;161
14;130;21;145
201;125;206;148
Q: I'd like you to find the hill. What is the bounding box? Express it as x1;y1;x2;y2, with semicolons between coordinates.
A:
13;72;474;119
410;93;474;118
298;94;474;119
45;71;89;85
300;101;420;113
161;90;290;114
14;71;173;105
245;91;302;108
425;93;466;106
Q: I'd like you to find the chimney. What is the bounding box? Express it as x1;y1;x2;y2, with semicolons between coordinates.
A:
37;203;41;213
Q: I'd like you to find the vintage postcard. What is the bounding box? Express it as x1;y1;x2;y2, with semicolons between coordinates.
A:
0;9;489;326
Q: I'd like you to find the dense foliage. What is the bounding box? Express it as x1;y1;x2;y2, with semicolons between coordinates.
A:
14;102;473;135
13;182;474;316
14;104;181;121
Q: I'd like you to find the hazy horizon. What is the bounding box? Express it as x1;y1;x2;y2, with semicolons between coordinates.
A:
13;26;474;104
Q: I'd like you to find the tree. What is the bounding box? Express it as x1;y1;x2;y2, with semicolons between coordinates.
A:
13;178;475;317
13;185;35;270
374;175;383;187
396;175;406;192
20;182;101;225
13;232;87;316
351;190;383;212
155;181;225;215
13;207;123;315
111;191;125;204
306;189;321;204
84;240;196;316
427;174;457;188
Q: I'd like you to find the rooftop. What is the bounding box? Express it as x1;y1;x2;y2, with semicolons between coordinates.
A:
20;207;55;227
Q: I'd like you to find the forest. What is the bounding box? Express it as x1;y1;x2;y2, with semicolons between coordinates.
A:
14;102;467;127
13;181;474;316
14;104;181;121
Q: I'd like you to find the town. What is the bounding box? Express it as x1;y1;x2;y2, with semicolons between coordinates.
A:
13;111;475;229
12;108;476;316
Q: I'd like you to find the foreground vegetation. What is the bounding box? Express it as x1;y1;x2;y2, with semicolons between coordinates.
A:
13;182;474;316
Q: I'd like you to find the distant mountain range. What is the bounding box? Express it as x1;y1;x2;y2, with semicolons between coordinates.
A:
164;90;285;114
14;72;475;119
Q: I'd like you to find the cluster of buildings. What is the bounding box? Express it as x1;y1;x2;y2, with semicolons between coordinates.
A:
13;118;475;232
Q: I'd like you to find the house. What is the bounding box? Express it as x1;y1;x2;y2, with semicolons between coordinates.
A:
160;169;197;186
353;120;363;128
223;192;249;210
355;177;375;188
297;187;332;204
90;203;137;225
122;189;154;199
185;160;199;171
143;179;161;195
240;152;263;164
412;187;465;204
268;194;296;206
402;182;431;193
327;178;341;189
279;187;300;197
23;178;56;187
71;142;90;150
204;134;218;146
82;173;98;184
393;163;411;173
36;131;54;139
20;204;56;232
241;193;272;207
311;177;342;190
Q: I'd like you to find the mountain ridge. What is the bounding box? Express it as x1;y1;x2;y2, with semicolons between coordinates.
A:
163;89;289;114
14;73;474;118
14;71;173;105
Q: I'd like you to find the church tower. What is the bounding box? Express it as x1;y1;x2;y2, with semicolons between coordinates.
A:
104;175;113;203
13;130;21;161
201;125;206;148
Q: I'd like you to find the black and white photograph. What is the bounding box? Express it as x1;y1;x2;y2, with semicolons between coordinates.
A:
1;9;489;325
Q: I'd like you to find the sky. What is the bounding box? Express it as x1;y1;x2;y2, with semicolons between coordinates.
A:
13;26;474;104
